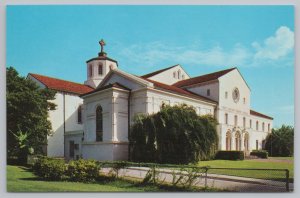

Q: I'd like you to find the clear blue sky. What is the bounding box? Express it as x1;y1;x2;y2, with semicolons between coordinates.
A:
6;5;294;127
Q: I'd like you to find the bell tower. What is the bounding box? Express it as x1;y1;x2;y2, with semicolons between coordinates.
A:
84;39;118;88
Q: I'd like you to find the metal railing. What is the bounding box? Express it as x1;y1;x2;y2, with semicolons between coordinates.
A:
99;161;291;192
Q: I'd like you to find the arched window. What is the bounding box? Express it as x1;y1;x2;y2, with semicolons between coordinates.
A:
235;131;241;151
98;63;103;75
256;121;259;130
262;122;265;131
77;105;82;124
173;71;176;78
177;70;181;79
226;131;231;151
244;133;249;151
89;65;93;77
96;106;103;141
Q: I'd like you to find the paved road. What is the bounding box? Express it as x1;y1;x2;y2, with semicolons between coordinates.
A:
100;167;293;192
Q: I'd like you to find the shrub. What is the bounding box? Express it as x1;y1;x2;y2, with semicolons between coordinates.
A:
215;151;244;160
250;150;268;159
66;159;99;182
33;157;67;180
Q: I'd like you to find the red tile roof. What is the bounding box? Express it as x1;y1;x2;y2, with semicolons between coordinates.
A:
141;77;217;104
250;109;273;120
29;73;94;95
141;64;179;78
173;67;236;87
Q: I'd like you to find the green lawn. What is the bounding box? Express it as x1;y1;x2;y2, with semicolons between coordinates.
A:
7;166;164;192
7;165;217;192
196;157;294;182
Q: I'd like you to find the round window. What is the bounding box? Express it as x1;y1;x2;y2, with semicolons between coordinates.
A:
232;88;240;103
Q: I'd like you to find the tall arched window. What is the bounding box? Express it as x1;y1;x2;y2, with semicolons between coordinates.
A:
77;105;82;124
244;133;249;151
235;131;241;151
96;106;103;141
226;131;231;151
177;70;181;79
98;63;103;75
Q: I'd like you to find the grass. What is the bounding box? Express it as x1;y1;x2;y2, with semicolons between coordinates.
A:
196;157;294;182
7;165;218;192
7;165;165;192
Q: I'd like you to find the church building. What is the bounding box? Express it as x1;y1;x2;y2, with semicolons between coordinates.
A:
27;40;273;161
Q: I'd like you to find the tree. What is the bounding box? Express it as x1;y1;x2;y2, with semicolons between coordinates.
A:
264;125;294;157
130;104;219;164
7;67;56;163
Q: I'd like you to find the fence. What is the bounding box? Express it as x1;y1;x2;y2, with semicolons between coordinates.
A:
99;161;291;192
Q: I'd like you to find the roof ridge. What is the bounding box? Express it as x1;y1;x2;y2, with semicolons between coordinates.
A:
250;109;273;120
173;67;236;87
141;64;179;78
141;77;217;104
29;73;89;87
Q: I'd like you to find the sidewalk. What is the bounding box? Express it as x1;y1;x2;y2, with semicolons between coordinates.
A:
100;166;293;192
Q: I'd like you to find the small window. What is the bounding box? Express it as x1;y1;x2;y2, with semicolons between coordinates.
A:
256;121;259;130
207;89;210;96
268;123;270;132
89;65;93;77
262;122;265;131
77;105;82;124
243;97;246;104
256;140;259;150
173;72;176;78
98;64;103;75
177;70;181;79
250;119;252;128
243;117;246;128
69;141;75;158
225;92;228;99
225;113;228;124
234;115;238;126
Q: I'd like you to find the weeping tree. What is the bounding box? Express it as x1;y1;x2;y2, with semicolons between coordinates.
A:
264;125;294;157
129;104;218;164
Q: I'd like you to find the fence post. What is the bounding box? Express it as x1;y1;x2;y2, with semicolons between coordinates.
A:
205;167;208;188
286;169;289;192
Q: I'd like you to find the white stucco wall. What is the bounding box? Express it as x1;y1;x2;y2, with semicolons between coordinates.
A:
81;87;130;160
215;69;272;151
186;81;219;102
148;65;190;85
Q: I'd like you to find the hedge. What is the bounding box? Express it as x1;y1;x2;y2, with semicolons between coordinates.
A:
250;150;268;159
67;159;99;182
32;156;67;180
214;151;244;160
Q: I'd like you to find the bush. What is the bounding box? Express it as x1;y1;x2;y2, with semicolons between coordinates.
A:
32;156;67;180
215;151;244;160
250;150;268;159
66;159;99;182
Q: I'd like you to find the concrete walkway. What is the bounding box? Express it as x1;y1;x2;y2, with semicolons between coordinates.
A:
100;167;293;192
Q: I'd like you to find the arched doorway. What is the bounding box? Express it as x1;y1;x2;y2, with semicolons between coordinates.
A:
244;133;249;151
235;131;241;151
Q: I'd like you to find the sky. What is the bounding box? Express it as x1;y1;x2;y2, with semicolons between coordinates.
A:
6;5;294;127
